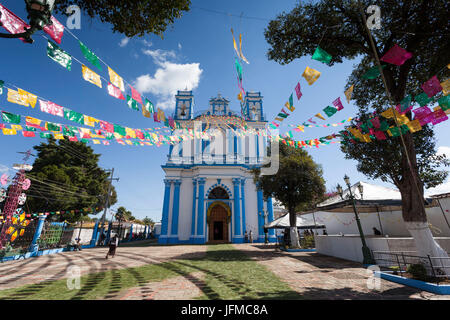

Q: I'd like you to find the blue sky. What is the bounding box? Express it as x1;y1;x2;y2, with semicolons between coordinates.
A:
0;0;448;222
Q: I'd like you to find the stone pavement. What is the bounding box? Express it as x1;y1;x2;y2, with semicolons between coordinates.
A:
1;242;449;299
0;243;207;290
233;243;450;300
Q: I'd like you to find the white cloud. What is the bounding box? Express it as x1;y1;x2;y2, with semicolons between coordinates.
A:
178;43;182;50
142;39;153;47
134;48;202;110
119;37;129;47
425;179;450;197
142;49;177;64
0;164;9;173
135;62;202;110
437;146;450;159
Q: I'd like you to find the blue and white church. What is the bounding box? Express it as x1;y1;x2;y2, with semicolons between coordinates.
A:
158;90;277;244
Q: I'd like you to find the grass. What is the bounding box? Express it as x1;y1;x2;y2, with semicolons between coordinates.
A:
0;244;301;300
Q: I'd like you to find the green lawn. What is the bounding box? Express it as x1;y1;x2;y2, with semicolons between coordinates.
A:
0;244;301;300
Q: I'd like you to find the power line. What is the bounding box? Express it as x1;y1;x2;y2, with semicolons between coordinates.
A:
191;5;271;22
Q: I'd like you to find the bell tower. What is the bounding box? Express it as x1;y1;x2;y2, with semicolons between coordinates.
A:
174;90;194;120
244;92;264;121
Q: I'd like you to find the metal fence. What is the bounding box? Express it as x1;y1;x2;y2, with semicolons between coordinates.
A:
0;219;38;258
372;250;450;284
37;221;74;250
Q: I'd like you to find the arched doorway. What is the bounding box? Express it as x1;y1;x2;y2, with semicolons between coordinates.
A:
207;201;231;244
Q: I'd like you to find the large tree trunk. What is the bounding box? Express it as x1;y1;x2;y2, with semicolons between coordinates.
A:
399;134;449;275
289;210;300;248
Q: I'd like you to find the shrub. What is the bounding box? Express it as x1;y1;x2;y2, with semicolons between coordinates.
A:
406;264;428;281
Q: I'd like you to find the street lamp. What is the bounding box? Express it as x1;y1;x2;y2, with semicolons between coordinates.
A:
338;175;375;265
0;0;55;43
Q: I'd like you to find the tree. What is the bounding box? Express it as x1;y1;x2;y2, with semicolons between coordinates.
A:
115;206;133;222
142;216;154;226
253;141;326;247
26;137;117;222
54;0;191;37
264;0;450;265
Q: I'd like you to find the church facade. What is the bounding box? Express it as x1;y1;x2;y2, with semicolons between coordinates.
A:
158;90;276;244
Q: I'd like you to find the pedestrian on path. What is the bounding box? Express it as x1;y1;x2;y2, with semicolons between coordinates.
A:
249;230;253;243
106;235;118;259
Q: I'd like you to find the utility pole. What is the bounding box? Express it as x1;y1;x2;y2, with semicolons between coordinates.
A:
98;168;119;244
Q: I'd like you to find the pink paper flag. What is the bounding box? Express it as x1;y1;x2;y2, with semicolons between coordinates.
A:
431;108;448;125
332;97;344;111
99;120;114;133
413;106;432;126
421;76;443;98
130;85;143;104
39;100;64;117
371;117;381;128
135;129;144;140
380;44;413;66
153;112;160;122
0;4;30;43
295;82;302;100
102;140;110;145
69;136;78;142
43;16;64;44
308;118;317;124
374;131;387;140
108;83;125;100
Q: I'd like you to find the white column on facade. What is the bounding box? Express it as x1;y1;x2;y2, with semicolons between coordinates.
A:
248;130;256;164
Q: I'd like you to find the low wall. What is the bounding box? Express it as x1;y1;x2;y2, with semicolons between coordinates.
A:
315;235;450;263
70;228;95;244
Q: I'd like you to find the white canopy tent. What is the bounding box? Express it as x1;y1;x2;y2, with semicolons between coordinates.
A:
265;213;325;230
316;181;404;210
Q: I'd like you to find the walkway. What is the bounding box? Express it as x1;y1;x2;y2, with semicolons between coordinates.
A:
0;242;448;299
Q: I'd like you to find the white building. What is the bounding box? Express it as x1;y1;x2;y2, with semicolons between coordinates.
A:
158;91;276;244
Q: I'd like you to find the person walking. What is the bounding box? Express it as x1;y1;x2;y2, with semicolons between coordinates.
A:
106;235;118;259
249;230;253;243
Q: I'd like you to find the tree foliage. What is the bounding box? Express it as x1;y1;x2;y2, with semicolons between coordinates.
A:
26;137;117;222
252;141;326;223
115;206;133;222
54;0;191;38
265;0;450;222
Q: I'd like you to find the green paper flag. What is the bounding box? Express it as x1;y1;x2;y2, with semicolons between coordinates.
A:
415;92;431;107
389;126;401;137
25;126;36;132
40;132;52;139
323;106;337;117
80;139;89;144
379;120;389;131
438;95;449;111
277;113;288;119
289;94;294;109
79;41;102;71
362;65;386;79
0;80;4;95
399;94;412;113
400;124;410;135
312;46;332;65
47;122;61;132
47;40;72;71
360;123;369;134
114;124;126;136
1;111;21;124
144;99;155;114
235;58;243;80
64;109;84;124
127;95;140;111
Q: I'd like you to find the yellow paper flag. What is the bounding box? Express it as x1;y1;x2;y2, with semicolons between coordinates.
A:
231;28;241;59
157;108;166;122
302;66;321;85
406;119;422;133
83;115;98;127
380;108;409;125
92;139;100;144
2;128;17;135
125;127;136;138
54;134;64;139
108;66;124;92
239;33;250;64
26;116;41;126
315;113;326;120
125;140;133;145
441;79;450;96
345;85;354;103
82;64;102;88
7;88;29;106
18;89;37;108
11;125;23;131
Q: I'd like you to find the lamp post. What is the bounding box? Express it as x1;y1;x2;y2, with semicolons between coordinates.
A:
0;0;56;43
337;175;375;265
